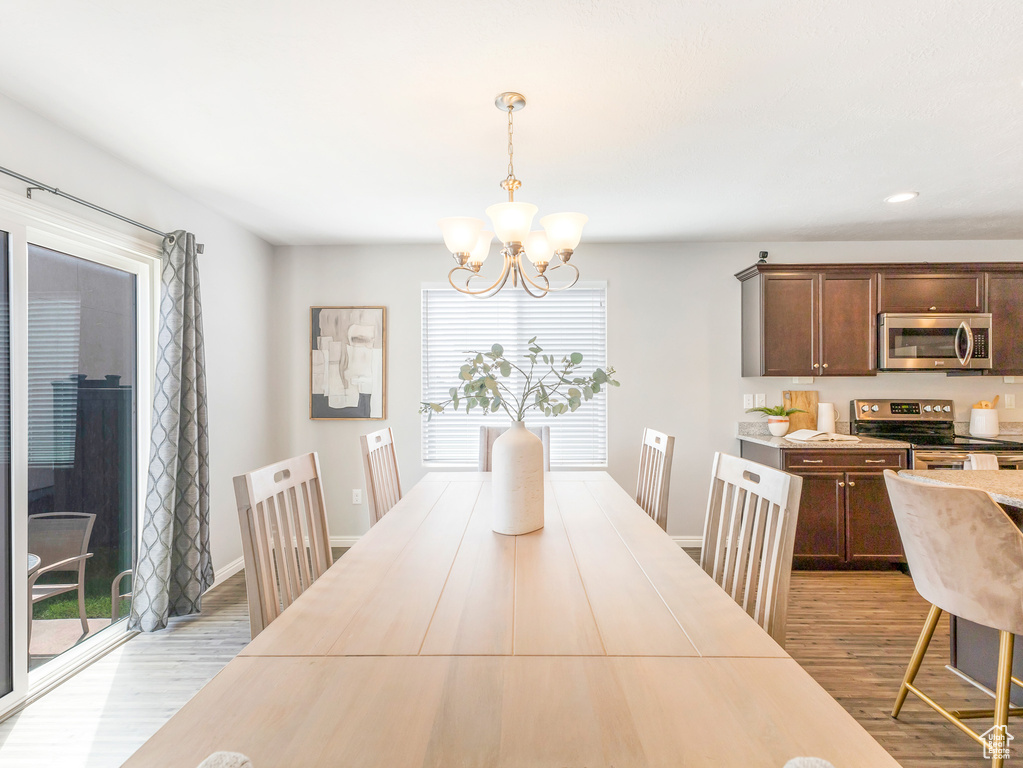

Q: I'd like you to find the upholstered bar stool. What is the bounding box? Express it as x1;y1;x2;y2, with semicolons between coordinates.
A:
884;470;1023;767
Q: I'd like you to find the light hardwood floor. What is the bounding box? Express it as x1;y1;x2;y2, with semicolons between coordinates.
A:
0;555;1005;767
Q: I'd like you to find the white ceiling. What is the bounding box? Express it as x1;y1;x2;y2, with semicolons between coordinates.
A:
0;0;1021;245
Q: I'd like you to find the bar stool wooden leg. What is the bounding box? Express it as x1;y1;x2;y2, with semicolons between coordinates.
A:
893;604;943;718
991;631;1015;768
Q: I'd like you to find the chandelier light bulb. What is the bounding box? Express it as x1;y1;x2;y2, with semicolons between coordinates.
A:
524;230;554;268
540;212;588;254
468;231;494;268
486;202;538;245
439;217;484;256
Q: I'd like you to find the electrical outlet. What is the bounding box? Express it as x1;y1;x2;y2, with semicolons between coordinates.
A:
755;394;766;408
1006;394;1016;409
352;489;363;505
743;394;753;409
1006;376;1017;384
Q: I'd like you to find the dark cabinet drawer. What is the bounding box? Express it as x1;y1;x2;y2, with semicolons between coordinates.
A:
783;450;907;471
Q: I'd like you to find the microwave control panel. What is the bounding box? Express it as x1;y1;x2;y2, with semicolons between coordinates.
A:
973;328;989;359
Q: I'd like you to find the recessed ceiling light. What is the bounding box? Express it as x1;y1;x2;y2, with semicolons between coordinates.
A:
885;192;919;203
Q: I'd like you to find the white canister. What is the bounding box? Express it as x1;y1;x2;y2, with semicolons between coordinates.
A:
817;402;837;433
969;408;999;438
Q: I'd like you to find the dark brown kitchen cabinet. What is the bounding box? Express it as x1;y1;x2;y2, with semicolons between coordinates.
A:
877;272;985;313
988;273;1023;374
739;441;907;570
740;267;876;377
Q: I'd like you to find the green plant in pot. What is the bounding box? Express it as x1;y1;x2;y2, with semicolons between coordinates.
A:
746;404;806;437
421;337;618;535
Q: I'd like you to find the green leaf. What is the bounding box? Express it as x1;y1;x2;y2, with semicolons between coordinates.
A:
528;336;537;344
475;353;484;365
583;385;593;400
570;352;583;365
592;382;601;393
492;343;504;357
593;368;607;384
430;403;444;412
491;399;500;412
544;406;552;417
568;388;581;399
569;397;581;412
449;387;458;399
485;377;498;391
500;361;511;377
459;365;472;381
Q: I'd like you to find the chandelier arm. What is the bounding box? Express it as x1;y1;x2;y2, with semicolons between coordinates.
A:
515;255;553;298
539;262;581;292
447;252;514;298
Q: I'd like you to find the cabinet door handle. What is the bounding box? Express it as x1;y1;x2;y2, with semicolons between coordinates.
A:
838;481;845;487
848;480;856;487
929;306;937;311
822;363;829;369
801;459;824;463
812;363;819;369
864;459;886;464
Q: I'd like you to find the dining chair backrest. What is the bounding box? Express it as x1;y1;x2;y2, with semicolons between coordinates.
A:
28;512;95;569
233;452;333;638
699;452;803;647
361;427;402;525
478;425;551;472
883;470;1023;635
635;427;675;530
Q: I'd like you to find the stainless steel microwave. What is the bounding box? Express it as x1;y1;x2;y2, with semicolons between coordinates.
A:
878;313;992;370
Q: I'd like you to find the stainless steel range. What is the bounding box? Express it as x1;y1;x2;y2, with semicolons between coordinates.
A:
850;399;1023;470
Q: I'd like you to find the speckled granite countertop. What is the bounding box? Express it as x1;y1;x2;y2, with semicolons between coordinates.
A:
899;470;1023;508
738;434;912;450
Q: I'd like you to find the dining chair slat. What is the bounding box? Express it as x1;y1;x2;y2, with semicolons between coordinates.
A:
699;452;802;648
635;427;675;531
361;428;402;526
234;452;333;638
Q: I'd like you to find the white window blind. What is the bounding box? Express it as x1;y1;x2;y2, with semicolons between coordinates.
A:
28;294;81;467
422;285;608;467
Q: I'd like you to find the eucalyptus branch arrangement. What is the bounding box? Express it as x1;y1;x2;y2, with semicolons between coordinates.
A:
420;337;619;422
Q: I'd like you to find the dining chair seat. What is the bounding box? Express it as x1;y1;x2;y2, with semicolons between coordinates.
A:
233;452;333;638
699;452;802;648
884;470;1023;767
478;425;550;471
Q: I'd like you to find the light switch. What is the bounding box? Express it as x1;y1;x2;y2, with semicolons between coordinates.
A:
1006;394;1016;409
755;394;766;407
743;394;753;409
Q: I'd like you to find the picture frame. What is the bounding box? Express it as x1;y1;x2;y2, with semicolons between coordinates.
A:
310;306;386;420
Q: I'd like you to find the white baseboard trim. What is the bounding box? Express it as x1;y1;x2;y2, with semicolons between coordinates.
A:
672;536;703;550
330;536;363;548
211;555;245;590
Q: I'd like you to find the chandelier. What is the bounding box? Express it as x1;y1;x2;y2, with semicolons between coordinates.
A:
439;92;587;299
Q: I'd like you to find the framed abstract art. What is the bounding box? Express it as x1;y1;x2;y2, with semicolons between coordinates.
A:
310;306;386;419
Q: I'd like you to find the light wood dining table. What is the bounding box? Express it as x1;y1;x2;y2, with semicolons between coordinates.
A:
124;471;901;767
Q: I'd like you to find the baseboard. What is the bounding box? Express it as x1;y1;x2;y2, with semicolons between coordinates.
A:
211;555;245;590
672;536;703;550
330;536;363;548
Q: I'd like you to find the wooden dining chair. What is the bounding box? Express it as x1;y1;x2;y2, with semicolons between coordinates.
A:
361;427;402;526
478;425;551;471
884;470;1023;767
233;452;333;638
699;452;803;647
635;427;675;530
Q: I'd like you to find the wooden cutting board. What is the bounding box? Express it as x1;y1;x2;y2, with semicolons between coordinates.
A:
783;390;819;433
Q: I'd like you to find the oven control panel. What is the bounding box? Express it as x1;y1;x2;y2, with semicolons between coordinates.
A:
851;399;955;421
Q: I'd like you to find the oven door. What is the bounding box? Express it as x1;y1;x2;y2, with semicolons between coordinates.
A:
879;313;992;370
913;451;1023;470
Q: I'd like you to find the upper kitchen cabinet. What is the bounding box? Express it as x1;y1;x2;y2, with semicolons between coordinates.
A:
739;265;876;377
988;272;1023;374
877;272;985;313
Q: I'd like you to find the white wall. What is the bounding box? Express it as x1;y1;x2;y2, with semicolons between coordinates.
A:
0;92;277;575
272;240;1023;541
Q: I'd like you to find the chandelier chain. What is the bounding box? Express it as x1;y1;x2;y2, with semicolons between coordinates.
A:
501;105;521;200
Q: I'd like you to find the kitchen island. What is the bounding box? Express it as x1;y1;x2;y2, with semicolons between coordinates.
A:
899;469;1023;706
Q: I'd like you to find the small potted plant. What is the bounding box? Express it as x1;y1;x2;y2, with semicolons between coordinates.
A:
746;404;806;437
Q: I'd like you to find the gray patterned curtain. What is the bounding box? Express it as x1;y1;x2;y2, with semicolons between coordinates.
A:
129;230;211;632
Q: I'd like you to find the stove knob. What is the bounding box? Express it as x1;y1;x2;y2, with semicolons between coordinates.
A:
871;405;879;412
943;405;951;413
924;405;932;412
860;404;870;412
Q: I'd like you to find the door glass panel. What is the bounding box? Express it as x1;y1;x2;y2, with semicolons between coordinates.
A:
0;232;10;697
27;244;136;670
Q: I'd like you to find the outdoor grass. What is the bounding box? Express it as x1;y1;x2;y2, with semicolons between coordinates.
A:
33;546;132;620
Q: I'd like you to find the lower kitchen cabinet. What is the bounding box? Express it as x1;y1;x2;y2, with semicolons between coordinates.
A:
739;442;908;569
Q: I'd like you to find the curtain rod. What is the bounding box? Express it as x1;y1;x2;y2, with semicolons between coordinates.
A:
0;164;204;254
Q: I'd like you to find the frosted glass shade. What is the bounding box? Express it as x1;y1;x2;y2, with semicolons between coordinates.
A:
486;202;538;244
468;231;494;267
439;217;484;254
523;230;554;265
540;212;588;252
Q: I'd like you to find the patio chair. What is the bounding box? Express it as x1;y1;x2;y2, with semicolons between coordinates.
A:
28;512;96;644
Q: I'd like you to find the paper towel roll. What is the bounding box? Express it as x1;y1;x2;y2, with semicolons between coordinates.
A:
817;403;837;433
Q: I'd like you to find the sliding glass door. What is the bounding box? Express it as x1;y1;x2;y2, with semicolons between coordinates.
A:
0;231;10;701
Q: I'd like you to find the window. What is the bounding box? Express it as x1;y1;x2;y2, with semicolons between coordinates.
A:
421;285;608;467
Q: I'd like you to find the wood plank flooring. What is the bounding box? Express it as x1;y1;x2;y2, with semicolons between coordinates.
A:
0;552;1007;767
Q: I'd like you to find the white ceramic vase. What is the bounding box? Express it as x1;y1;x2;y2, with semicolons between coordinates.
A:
491;421;544;535
767;416;790;437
